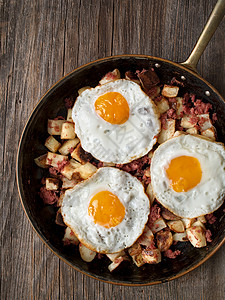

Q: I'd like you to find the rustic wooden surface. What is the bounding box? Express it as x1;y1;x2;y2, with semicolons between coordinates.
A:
1;0;225;299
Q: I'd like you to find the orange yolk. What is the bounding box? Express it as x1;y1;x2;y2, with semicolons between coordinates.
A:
95;92;129;124
88;191;125;228
166;156;202;192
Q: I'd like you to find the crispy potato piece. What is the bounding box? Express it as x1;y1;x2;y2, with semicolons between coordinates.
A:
145;183;155;206
158;119;176;144
99;69;121;85
45;136;61;153
125;71;140;85
137;225;154;247
155;97;169;114
34;154;48;168
198;114;212;131
57;191;65;207
67;108;73;122
131;252;145;267
180;115;195;129
167;220;185;233
63;227;79;245
138;69;160;92
69;159;82;169
79;243;96;262
48;119;65;135
201;127;216;140
173;232;188;242
70;143;91;164
186;226;206;248
197;216;207;223
61;160;81;180
162;85;179;98
102;162;116;167
161;207;181;221
78;86;91;95
61;122;76;139
75;162;97;180
142;249;161;264
106;250;126;262
46;152;68;167
46;178;59;190
108;256;126;272
128;242;142;257
182;218;196;229
173;130;184;137
150;217;167;234
176;97;183;118
156;230;173;252
62;176;78;189
58;138;80;155
186;127;198;135
192;220;206;230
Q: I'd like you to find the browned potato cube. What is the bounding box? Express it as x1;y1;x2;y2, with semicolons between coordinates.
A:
78;86;91;95
182;218;196;229
45;136;61;153
58;138;80;155
167;220;185;233
61;122;76;139
145;183;155;206
99;69;121;85
137;225;154;247
57;191;65;207
79;243;96;262
46;152;68;167
197;216;207;223
48;119;65;135
67;108;73;122
156;230;173;251
63;227;79;245
176;97;183;118
186;226;206;248
46;178;59;190
180;115;195;129
62;177;78;189
162;85;179;98
186;127;198;135
106;250;126;262
61;161;76;180
34;154;48;168
192;220;205;230
128;242;142;257
108;256;125;272
75;162;97;179
161;207;181;221
158;119;176;144
70;143;88;164
201;127;216;140
131;252;145;267
142;249;161;264
173;232;188;242
155;97;169;114
198;114;212;131
150;217;167;234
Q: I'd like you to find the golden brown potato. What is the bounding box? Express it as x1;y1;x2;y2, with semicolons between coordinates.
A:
156;230;173;252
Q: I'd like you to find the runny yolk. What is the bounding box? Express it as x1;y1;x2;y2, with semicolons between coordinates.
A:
166;156;202;193
88;191;125;228
95;92;129;124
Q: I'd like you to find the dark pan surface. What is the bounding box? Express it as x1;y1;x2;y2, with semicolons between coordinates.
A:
17;55;225;285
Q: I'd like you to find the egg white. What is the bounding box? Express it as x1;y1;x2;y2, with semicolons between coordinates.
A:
72;79;160;164
150;134;225;218
61;167;150;253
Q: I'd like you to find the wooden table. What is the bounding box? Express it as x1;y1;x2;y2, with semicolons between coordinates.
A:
1;0;225;299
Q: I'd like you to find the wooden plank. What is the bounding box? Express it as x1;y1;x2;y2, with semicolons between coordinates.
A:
1;0;225;299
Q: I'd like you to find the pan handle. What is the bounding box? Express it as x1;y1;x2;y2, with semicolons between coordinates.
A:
181;0;225;73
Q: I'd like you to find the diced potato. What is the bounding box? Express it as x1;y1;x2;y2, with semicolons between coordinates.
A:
75;162;97;179
78;86;91;95
176;97;183;118
58;138;80;155
61;122;76;139
79;243;96;262
99;69;121;85
201;127;216;140
156;230;173;251
198;114;212;131
69;159;82;169
57;191;65;207
197;216;207;223
63;227;79;245
108;256;125;272
146;183;155;206
48;119;65;135
192;220;205;230
46;178;59;190
158;119;176;144
180;115;195;129
155;97;169;114
46;152;68;167
173;232;188;242
162;85;179;98
148;150;154;159
44;136;61;153
131;252;145;267
182;218;196;229
125;71;140;85
137;225;154;247
142;249;161;264
186;127;198;135
70;144;86;164
102;162;116;167
167;220;185;233
148;86;161;99
186;226;206;248
67;108;73;122
34;154;48;168
173;130;184;137
150;217;167;234
161;208;181;221
62;176;78;189
61;161;78;180
106;250;126;262
128;242;142;257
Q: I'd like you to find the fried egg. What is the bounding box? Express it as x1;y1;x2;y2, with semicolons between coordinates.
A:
150;134;225;218
72;79;160;164
61;167;150;253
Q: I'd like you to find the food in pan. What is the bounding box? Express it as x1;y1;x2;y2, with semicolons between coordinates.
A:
36;68;223;272
72;79;160;164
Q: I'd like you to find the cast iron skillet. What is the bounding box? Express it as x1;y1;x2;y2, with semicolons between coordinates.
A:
17;0;225;285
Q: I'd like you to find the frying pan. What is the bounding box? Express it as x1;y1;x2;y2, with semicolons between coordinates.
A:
16;0;225;285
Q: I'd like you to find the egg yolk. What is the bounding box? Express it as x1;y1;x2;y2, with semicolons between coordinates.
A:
88;191;125;228
95;92;129;124
166;156;202;192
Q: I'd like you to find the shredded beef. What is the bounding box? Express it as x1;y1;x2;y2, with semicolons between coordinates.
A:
145;240;156;250
170;77;184;87
164;249;181;259
205;229;212;242
64;97;74;109
205;213;217;224
39;186;58;205
55;210;66;227
137;69;160;92
54;116;65;120
148;204;161;227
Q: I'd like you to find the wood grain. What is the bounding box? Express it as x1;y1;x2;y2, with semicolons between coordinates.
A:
1;0;225;299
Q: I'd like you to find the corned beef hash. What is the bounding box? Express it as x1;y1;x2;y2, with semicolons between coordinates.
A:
35;68;225;271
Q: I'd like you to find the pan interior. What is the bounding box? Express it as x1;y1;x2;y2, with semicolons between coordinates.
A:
17;56;225;285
